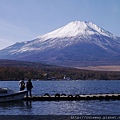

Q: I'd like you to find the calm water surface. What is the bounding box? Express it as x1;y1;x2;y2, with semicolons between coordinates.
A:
0;80;120;115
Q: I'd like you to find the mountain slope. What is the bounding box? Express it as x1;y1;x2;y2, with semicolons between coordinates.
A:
0;21;120;67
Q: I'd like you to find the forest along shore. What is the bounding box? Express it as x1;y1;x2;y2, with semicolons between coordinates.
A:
0;59;120;80
0;65;120;80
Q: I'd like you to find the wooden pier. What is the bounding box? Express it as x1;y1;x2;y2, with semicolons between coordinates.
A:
23;93;120;101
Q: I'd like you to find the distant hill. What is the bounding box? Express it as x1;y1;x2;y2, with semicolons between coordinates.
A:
0;59;53;68
0;59;120;80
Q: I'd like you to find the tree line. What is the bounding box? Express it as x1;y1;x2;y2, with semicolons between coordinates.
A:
0;66;120;80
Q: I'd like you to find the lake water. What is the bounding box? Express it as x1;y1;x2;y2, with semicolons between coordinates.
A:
0;80;120;115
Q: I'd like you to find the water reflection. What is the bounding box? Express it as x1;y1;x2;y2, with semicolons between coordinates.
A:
0;101;32;109
0;101;25;108
26;101;32;108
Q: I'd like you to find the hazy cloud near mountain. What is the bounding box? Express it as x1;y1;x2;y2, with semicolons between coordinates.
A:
0;38;13;50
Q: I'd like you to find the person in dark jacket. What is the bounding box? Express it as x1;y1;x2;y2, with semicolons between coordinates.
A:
26;79;33;97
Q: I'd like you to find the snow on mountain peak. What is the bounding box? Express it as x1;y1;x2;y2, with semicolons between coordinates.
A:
37;21;114;40
39;21;88;39
0;20;120;67
1;20;117;55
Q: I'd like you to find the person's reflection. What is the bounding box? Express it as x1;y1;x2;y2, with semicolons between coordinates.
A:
26;101;32;108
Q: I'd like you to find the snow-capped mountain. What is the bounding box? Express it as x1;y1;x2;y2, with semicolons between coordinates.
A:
0;21;120;67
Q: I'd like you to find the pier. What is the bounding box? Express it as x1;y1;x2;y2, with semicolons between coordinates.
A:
24;93;120;101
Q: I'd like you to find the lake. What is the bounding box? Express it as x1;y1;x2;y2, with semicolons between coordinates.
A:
0;80;120;115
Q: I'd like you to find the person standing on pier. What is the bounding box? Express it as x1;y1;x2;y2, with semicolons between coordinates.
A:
19;79;25;91
26;79;33;97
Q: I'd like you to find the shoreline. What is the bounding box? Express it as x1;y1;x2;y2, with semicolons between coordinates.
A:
76;65;120;71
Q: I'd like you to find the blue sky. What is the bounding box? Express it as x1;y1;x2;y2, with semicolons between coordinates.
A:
0;0;120;49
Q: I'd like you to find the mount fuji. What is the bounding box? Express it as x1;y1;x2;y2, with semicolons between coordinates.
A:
0;21;120;67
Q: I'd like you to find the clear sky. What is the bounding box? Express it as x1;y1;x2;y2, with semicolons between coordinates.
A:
0;0;120;50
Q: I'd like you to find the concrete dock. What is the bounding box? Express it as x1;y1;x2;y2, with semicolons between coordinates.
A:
24;93;120;101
